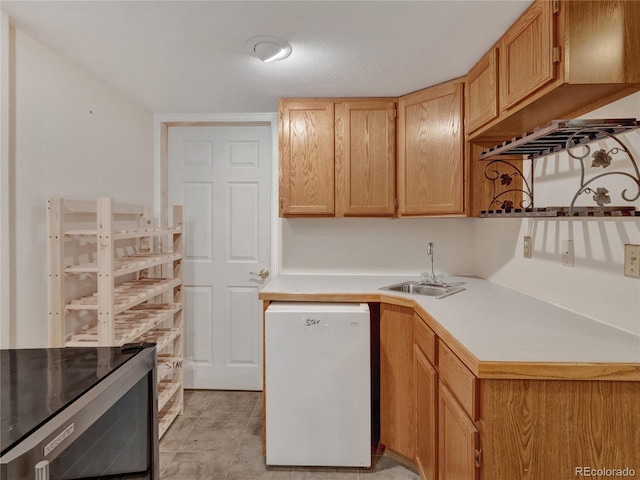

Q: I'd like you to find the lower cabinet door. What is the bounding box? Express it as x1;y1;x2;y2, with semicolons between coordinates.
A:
438;383;479;480
414;345;438;480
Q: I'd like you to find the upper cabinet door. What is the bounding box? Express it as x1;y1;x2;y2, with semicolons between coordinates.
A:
279;100;335;216
499;0;556;111
397;79;464;216
466;48;498;134
335;101;396;216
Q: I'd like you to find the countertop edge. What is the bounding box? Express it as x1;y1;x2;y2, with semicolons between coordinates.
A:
258;291;640;382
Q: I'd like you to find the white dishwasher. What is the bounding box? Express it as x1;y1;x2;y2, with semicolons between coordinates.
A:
265;302;371;467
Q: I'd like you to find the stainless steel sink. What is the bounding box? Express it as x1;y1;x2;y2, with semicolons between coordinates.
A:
380;281;465;299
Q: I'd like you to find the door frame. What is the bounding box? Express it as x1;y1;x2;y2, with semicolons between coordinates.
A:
153;113;280;276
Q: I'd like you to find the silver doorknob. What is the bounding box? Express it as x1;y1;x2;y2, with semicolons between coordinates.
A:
249;268;270;279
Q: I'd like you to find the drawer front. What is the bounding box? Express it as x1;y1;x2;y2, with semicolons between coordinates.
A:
438;342;477;419
413;313;436;365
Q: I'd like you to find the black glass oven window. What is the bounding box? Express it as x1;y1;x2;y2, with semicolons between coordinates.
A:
49;375;151;480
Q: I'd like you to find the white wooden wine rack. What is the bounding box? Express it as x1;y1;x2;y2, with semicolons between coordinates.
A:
47;197;184;438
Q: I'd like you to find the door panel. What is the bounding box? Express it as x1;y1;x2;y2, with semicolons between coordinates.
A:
397;80;464;216
279;101;335;215
438;383;479;480
499;0;555;110
168;125;271;390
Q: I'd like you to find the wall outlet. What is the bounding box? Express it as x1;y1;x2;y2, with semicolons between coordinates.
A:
624;244;640;278
562;240;574;267
523;236;532;259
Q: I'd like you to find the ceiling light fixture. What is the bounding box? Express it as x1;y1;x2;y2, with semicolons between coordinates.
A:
246;36;292;63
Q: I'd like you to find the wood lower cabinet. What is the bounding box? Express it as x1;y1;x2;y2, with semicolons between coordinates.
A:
380;303;415;460
414;344;438;480
397;78;464;216
378;301;640;480
438;384;479;480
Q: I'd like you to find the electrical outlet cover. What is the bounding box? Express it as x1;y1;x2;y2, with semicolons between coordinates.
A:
562;240;574;267
624;244;640;278
523;236;532;259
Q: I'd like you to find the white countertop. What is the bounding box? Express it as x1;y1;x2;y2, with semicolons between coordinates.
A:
259;274;640;365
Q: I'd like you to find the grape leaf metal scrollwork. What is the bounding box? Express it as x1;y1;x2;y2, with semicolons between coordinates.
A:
484;159;533;211
566;129;640;215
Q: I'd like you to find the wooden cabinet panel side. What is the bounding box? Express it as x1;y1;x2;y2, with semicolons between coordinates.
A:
564;0;640;84
480;379;640;480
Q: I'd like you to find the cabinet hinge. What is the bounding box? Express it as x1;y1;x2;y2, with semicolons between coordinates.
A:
474;449;482;468
552;0;559;14
279;198;284;210
552;46;561;63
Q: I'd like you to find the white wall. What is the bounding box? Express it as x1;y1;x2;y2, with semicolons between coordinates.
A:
475;93;640;335
280;217;476;276
4;28;154;347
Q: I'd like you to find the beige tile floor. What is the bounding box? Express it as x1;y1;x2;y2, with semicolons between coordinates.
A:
160;390;420;480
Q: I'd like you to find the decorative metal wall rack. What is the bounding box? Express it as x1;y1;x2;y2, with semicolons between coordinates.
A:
478;119;640;218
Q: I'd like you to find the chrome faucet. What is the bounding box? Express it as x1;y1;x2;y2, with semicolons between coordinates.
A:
427;242;435;283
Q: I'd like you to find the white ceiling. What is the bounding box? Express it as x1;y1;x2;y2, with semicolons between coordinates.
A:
2;0;532;113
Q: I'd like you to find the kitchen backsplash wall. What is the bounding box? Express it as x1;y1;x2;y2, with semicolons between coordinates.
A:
279;217;476;275
6;29;154;348
474;218;639;334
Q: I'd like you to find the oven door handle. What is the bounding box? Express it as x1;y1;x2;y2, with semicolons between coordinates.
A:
35;460;49;480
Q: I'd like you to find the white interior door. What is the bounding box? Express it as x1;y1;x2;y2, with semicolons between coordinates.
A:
168;124;271;390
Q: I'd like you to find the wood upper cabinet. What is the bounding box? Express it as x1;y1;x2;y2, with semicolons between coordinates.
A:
380;303;415;460
397;79;465;216
466;48;499;135
335;100;396;216
279;100;335;216
499;0;556;112
279;98;396;217
468;0;640;139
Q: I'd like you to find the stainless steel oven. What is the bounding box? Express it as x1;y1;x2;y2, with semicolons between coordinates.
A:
1;345;159;480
